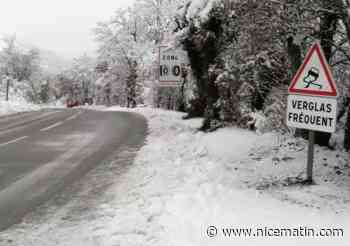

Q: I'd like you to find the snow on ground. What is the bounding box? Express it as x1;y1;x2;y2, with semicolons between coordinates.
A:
0;106;349;245
0;97;42;116
0;98;64;117
0;83;65;117
0;84;41;116
0;100;39;116
0;99;65;117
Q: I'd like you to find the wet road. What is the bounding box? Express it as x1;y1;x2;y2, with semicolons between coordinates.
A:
0;108;147;231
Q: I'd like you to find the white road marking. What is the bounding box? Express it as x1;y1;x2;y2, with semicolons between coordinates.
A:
0;110;62;133
40;121;63;132
0;136;28;147
66;113;79;121
66;115;77;121
40;111;61;117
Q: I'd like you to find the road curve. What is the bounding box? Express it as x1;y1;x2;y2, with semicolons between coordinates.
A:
0;108;147;231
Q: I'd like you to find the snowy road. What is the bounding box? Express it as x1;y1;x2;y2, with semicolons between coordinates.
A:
0;109;147;231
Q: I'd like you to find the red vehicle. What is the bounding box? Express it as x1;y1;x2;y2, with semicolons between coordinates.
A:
66;99;80;108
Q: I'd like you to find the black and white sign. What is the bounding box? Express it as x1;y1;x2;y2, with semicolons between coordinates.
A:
158;46;188;87
287;94;337;133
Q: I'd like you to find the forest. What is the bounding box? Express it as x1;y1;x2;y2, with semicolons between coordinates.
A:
93;0;350;150
2;0;350;150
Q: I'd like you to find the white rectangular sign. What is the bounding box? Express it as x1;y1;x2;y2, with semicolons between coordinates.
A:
286;94;337;133
158;47;187;87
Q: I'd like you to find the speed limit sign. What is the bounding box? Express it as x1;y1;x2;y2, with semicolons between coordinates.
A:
158;46;188;87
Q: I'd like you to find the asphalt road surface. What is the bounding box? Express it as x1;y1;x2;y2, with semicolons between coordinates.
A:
0;108;147;231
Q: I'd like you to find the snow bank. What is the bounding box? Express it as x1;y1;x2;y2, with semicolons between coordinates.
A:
0;100;41;116
0;90;63;116
99;107;350;246
0;83;44;116
1;106;349;246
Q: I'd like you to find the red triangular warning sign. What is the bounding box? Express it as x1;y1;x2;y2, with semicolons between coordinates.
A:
288;42;338;97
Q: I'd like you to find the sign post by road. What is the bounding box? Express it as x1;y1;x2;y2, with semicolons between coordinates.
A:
286;42;338;183
158;46;188;87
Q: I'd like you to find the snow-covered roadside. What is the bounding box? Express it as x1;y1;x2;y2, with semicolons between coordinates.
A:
0;85;42;116
99;107;350;246
0;100;41;116
0;98;65;117
0;106;349;246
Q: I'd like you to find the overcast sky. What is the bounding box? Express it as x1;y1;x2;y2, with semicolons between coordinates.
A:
0;0;133;59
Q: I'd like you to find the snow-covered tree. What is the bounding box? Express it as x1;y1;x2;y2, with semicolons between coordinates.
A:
0;36;42;102
52;54;96;104
94;0;188;108
94;0;350;149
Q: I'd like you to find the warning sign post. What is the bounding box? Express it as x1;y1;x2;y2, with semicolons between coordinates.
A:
286;42;338;183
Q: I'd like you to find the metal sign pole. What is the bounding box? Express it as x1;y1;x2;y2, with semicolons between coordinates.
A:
306;130;315;183
6;78;10;101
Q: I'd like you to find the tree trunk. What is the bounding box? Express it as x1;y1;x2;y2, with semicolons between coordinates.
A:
345;105;350;150
6;78;10;101
316;2;339;147
178;76;187;112
287;37;308;139
334;0;350;150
